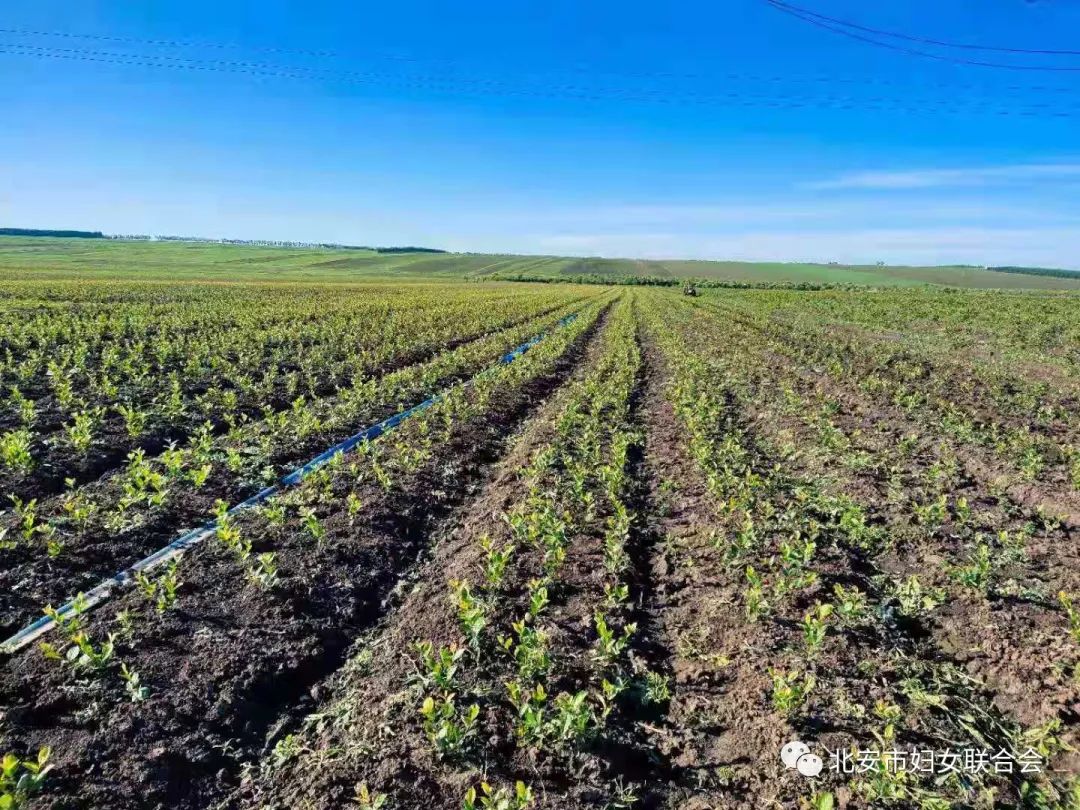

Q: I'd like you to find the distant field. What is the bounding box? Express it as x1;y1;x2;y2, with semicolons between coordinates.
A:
2;235;1080;289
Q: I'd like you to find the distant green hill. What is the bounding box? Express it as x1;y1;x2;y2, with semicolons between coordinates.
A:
0;235;1078;291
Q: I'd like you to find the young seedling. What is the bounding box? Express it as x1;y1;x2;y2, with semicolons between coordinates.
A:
800;793;835;810
526;580;549;620
952;541;994;593
133;558;182;614
744;566;770;623
354;782;388;809
802;602;833;655
479;534;513;591
418;694;479;759
462;780;533;810
41;630;116;674
298;507;327;545
9;496;39;544
0;428;34;472
503;620;551;682
412;641;464;690
770;669;814;716
892;576;945;618
549;690;596;748
0;746;52;808
114;609;136;642
832;584;868;626
872;700;903;746
506;680;548;746
120;663;150;702
346;492;363;524
592;612;636;668
594;677;628;722
247;552;280;590
1059;591;1080;644
450;580;487;650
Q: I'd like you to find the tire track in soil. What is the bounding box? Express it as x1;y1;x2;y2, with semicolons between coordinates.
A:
0;304;611;810
0;301;590;640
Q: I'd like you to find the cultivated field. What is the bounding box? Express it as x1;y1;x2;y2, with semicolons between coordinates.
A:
1;252;1080;809
4;236;1080;289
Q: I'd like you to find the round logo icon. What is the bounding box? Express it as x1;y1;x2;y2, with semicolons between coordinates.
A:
781;740;810;769
796;752;824;777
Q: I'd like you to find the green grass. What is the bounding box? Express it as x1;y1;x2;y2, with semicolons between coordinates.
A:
1;236;1078;290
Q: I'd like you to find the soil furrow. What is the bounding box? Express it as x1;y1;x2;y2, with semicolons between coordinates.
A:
0;303;609;810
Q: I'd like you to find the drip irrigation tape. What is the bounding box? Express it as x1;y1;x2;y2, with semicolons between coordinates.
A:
0;313;578;655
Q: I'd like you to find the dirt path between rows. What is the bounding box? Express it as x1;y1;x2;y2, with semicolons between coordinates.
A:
1;308;609;810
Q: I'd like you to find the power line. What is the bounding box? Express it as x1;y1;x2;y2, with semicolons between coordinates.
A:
765;0;1080;72
765;0;1080;56
3;24;1079;96
2;43;1076;117
0;26;341;59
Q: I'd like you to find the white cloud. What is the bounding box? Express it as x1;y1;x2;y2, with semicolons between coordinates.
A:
807;163;1080;191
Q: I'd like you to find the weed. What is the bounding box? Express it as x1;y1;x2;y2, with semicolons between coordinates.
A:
640;670;672;705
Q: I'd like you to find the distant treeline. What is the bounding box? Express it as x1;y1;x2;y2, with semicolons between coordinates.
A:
488;272;868;291
1;228;104;239
373;246;447;254
987;265;1080;280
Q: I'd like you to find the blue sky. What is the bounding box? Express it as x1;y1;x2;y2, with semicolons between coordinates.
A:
2;1;1080;267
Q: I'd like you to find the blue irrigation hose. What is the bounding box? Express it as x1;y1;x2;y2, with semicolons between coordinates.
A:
0;313;578;655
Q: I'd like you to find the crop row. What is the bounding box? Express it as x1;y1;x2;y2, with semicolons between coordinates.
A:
705;292;1080;511
0;295;602;636
0;292;609;810
0;282;588;501
639;291;1078;808
232;294;663;808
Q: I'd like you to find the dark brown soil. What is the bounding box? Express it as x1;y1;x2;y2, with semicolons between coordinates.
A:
0;304;587;639
0;307;605;810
